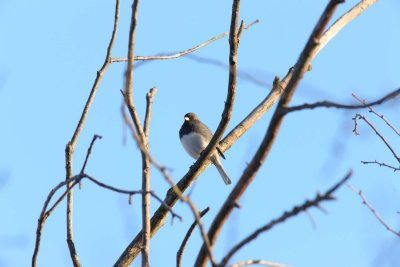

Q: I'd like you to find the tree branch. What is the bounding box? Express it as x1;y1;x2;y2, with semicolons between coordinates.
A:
282;88;400;114
352;92;400;136
348;184;400;237
353;114;400;163
361;160;400;172
219;171;352;266
32;172;182;267
80;134;102;174
110;20;258;63
177;207;210;267
227;259;290;267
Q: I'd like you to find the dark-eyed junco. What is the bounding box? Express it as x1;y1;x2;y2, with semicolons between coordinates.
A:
179;112;231;185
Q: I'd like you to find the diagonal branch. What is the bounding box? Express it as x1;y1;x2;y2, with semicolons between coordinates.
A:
353;114;400;163
352;92;400;136
348;184;400;237
219;171;352;266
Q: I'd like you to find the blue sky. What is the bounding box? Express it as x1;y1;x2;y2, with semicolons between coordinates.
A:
1;0;399;266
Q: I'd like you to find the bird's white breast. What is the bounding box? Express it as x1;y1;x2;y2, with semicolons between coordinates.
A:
180;132;209;159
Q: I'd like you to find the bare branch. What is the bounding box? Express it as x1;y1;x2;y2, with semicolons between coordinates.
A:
353;114;400;163
80;134;102;174
227;259;291;267
361;160;400;172
348;184;400;237
110;20;259;63
177;207;210;267
219;171;352;266
143;87;157;138
282;88;400;114
313;0;379;57
352;92;400;136
32;172;182;267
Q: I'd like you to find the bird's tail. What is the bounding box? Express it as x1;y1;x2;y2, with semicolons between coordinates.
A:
212;157;231;185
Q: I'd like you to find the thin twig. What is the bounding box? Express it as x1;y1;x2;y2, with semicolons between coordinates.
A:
80;134;102;174
219;171;352;266
143;87;157;138
227;259;291;267
353;114;400;163
282;88;400;114
348;184;400;237
352;92;400;136
177;207;210;267
110;20;259;63
361;160;400;172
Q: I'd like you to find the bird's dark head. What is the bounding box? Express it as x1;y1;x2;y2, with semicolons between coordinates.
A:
184;112;198;122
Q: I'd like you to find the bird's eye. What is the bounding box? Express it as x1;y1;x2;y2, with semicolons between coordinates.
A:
184;116;190;121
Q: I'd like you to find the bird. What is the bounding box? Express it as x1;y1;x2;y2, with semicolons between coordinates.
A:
179;112;231;185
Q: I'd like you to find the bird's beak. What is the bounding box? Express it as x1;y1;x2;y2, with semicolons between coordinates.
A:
184;117;190;121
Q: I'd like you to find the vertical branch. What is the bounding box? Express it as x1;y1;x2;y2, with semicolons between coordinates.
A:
122;1;154;267
123;0;145;141
64;1;121;266
143;88;157;137
141;88;157;267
